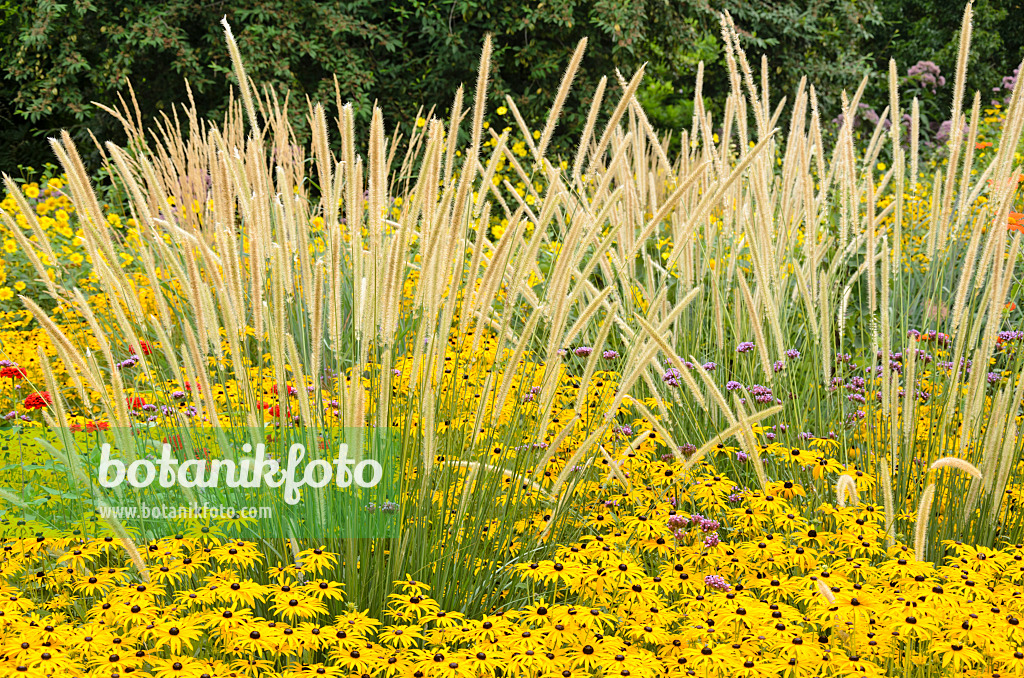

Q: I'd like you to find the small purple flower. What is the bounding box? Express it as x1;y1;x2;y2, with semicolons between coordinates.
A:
602;350;619;360
785;349;800;359
680;442;697;455
699;518;720;532
736;451;749;462
573;346;593;357
988;372;1003;384
703;534;720;548
171;390;186;400
2;411;17;421
662;368;682;388
773;360;785;373
736;342;755;353
667;515;689;529
725;381;742;391
704;574;730;590
702;361;716;372
798;431;814;440
750;384;773;403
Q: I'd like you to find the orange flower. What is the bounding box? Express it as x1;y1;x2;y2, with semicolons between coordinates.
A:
1009;213;1024;233
976;141;993;149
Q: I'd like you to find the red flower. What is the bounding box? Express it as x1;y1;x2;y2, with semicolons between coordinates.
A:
23;391;52;410
131;341;153;356
126;396;147;409
86;421;110;432
184;381;201;392
0;367;26;379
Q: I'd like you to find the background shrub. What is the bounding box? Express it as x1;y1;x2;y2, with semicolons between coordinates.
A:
0;0;1021;175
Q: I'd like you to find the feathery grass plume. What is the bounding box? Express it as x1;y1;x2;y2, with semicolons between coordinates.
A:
949;220;985;339
836;474;859;507
468;33;493;165
914;483;937;562
221;17;260;135
978;386;1012;496
586;65;646;177
815;579;836;603
933;456;985;525
878;450;896;548
909;96;921;191
49;133;119;267
572;75;609;186
994;408;1024;510
535;38;586;161
939;2;973;232
955;92;983;231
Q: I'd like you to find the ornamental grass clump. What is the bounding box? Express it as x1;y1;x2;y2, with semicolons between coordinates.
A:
0;3;1022;676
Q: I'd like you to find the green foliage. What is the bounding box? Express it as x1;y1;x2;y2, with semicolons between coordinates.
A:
684;0;885;116
0;0;699;173
2;0;1023;177
867;0;1024;106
